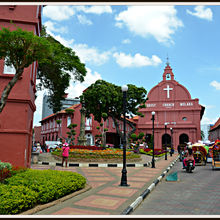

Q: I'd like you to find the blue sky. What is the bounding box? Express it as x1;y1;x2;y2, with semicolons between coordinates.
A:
34;4;220;128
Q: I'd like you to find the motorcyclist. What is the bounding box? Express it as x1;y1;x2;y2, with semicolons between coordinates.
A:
183;144;195;169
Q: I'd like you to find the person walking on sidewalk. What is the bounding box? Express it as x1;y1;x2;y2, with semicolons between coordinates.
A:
62;142;70;167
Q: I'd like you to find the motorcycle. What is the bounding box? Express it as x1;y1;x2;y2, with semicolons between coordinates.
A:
186;159;195;173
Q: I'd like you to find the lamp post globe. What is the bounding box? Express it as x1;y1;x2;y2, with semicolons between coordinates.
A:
120;84;129;186
151;111;155;168
164;122;168;160
121;85;128;92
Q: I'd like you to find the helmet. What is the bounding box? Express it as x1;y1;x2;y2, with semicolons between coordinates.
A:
187;145;192;149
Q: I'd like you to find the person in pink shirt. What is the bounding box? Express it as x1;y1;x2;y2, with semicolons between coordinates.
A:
62;142;70;167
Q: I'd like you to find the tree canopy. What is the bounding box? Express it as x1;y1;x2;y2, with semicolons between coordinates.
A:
80;79;147;142
37;26;87;113
0;26;87;114
0;27;51;113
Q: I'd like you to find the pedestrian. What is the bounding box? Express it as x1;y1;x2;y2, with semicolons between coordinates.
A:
36;143;41;153
183;145;195;169
62;142;70;167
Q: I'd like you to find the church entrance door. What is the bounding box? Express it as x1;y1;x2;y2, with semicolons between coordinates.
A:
162;134;171;150
179;133;189;146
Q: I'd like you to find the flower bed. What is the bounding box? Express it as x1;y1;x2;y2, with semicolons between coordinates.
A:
0;161;27;182
69;145;104;150
52;148;141;162
139;148;166;157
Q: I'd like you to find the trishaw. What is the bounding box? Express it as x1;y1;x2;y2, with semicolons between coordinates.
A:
192;143;208;166
209;140;220;170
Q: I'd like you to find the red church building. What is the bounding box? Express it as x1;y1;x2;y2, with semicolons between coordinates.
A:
0;5;42;167
137;61;205;150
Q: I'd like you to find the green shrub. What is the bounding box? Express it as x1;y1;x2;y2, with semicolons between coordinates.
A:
0;161;12;171
0;184;38;214
139;148;165;157
1;169;86;214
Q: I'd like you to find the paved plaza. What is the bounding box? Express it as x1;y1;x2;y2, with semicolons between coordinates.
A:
25;154;178;215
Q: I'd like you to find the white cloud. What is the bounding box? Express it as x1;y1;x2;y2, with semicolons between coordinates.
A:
210;80;220;90
43;6;75;21
201;116;218;125
72;44;112;66
44;28;74;48
115;6;183;44
122;39;131;44
74;6;113;14
204;105;215;109
44;20;68;34
113;52;162;68
77;15;93;25
66;67;102;98
186;6;213;21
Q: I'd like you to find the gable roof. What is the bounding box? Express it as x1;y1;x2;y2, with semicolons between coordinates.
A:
210;117;220;131
40;104;81;123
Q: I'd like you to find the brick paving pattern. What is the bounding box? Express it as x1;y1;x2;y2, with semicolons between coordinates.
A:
30;155;177;215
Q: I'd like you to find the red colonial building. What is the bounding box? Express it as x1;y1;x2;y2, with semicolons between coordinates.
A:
40;62;205;151
209;118;220;142
40;103;134;147
0;5;42;167
137;61;205;150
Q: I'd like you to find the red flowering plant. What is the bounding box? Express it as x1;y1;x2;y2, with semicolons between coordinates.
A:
139;148;166;157
69;145;104;150
0;162;27;182
52;148;140;160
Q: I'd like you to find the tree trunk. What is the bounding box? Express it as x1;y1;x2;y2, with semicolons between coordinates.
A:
0;68;24;113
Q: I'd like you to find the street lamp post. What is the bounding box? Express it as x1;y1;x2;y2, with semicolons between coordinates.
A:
151;111;155;168
120;85;129;187
164;122;168;160
170;127;173;157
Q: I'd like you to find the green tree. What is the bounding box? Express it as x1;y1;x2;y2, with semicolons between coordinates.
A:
81;79;147;145
0;27;51;113
37;26;86;113
67;123;77;145
0;26;87;114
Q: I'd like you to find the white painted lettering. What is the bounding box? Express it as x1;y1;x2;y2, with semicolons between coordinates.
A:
163;103;174;107
180;102;193;106
146;103;156;107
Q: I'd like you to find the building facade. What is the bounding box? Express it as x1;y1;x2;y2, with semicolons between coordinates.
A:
137;62;205;150
209;118;220;141
0;5;42;167
40;104;133;147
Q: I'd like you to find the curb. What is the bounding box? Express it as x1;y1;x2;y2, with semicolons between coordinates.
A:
121;156;179;215
35;160;156;168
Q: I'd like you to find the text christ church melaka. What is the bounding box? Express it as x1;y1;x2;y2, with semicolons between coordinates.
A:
137;61;205;150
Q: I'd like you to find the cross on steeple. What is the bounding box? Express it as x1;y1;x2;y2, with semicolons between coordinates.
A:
163;85;173;98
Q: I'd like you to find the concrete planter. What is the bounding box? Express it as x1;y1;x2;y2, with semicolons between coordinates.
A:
31;152;39;164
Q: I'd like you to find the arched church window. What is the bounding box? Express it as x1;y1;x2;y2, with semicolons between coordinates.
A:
166;73;171;80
